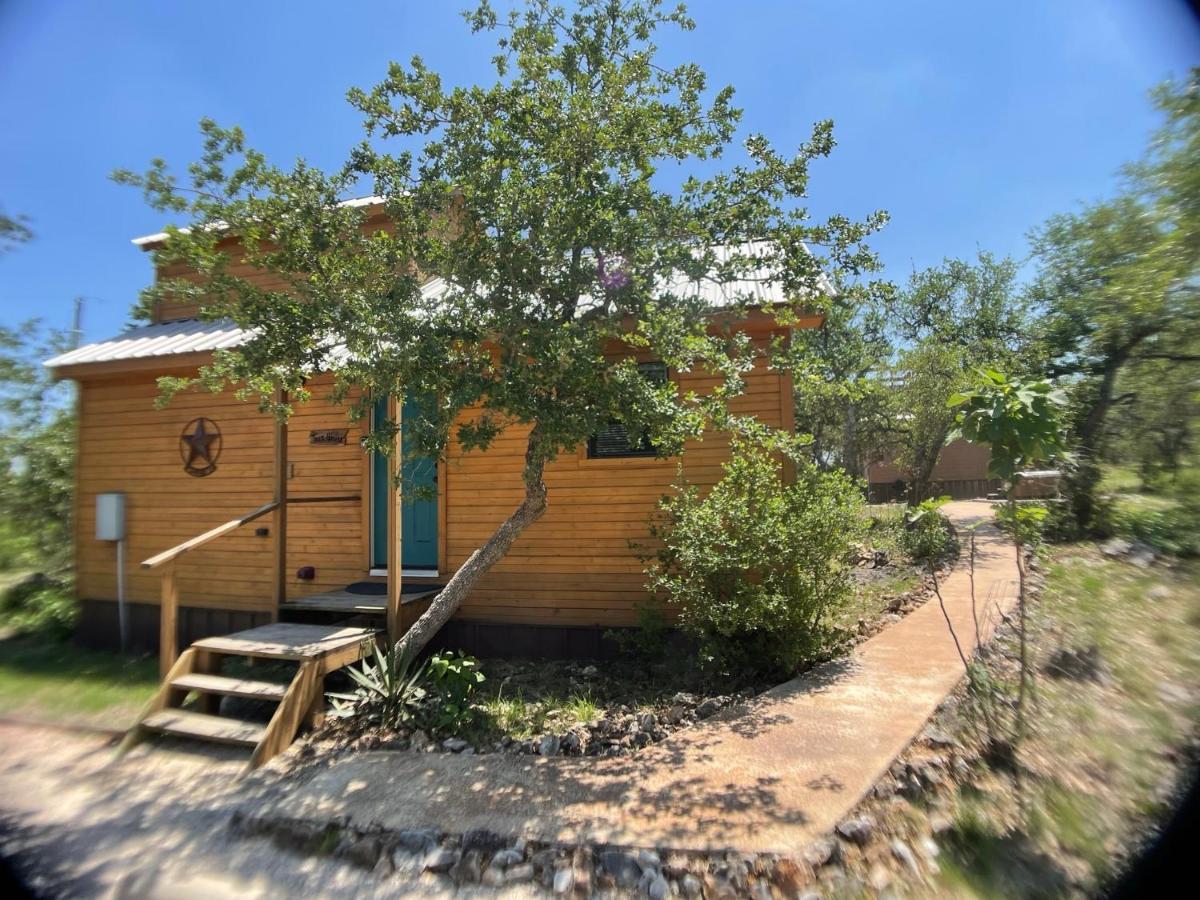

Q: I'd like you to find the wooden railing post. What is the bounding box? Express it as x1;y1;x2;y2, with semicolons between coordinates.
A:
273;390;288;615
160;562;178;677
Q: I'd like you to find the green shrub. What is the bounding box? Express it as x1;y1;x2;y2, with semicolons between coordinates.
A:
424;650;486;732
0;573;77;638
646;431;863;678
902;496;958;563
1112;501;1200;558
606;601;671;660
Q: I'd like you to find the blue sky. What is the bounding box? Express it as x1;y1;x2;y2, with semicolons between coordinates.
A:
1;0;1197;344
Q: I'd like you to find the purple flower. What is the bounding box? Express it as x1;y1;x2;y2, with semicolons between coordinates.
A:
597;252;631;292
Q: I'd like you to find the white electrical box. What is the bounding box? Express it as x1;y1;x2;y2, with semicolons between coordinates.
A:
96;492;126;541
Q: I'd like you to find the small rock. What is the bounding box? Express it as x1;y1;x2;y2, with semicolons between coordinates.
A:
506;863;535;884
680;873;704;898
552;865;574;895
1128;541;1157;567
441;738;470;752
373;853;395;877
481;866;505;887
873;778;897;799
671;692;697;706
342;835;383;869
647;873;670;899
410;729;431;749
600;849;642;888
394;828;439;853
835;816;875;846
638;711;657;731
580;664;599;676
423;846;459;873
1100;537;1132;558
561;732;582;753
1148;584;1172;600
450;849;485;884
491;848;524;869
538;734;561;757
748;881;772;900
803;838;840;868
891;838;920;875
664;705;687;725
924;727;956;749
636;848;662;871
696;697;725;719
461;829;507;854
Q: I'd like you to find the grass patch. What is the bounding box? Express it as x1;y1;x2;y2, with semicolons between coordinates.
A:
927;544;1200;897
0;632;159;729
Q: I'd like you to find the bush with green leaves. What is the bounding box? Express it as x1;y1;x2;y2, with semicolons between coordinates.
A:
424;650;486;732
328;642;429;729
646;430;863;678
0;574;77;639
1110;492;1200;557
903;496;958;563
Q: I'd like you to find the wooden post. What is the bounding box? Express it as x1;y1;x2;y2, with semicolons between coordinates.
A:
386;394;403;642
159;563;178;677
273;389;288;615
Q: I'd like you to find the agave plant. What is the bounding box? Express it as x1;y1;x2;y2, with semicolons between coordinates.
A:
328;641;428;729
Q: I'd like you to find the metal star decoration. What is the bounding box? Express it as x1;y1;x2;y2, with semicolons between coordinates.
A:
179;417;221;477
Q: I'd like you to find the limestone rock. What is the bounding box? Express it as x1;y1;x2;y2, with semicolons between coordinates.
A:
835;815;875;846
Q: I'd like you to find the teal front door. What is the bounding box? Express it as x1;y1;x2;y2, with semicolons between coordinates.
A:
371;396;439;570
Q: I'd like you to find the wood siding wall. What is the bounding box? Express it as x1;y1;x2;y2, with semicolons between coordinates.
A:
75;373;365;614
74;342;791;630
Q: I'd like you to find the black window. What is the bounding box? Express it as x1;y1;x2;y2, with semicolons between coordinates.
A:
587;362;668;459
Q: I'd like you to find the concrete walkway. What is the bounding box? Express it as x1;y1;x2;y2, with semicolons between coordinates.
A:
252;501;1016;855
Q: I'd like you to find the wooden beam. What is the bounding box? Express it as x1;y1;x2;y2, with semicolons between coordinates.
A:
273;389;288;615
159;563;179;677
386;393;403;642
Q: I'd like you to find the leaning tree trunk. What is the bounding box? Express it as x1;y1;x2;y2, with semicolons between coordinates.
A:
394;427;548;659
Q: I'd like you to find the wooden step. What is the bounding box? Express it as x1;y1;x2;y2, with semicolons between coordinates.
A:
141;709;267;748
192;623;377;663
170;673;289;702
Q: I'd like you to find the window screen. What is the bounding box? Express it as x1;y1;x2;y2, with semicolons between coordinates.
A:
587;361;668;459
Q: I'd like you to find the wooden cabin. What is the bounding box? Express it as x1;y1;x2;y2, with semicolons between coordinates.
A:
47;204;818;668
866;439;1001;503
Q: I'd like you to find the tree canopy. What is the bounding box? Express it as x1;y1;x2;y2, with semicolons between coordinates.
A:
115;0;885;655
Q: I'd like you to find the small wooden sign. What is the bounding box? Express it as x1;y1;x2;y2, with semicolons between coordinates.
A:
309;429;348;446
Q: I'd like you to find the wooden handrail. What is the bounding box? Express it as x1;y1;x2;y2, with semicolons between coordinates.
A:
141;501;280;570
142;493;363;677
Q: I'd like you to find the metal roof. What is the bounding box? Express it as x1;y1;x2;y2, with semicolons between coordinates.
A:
44;318;252;370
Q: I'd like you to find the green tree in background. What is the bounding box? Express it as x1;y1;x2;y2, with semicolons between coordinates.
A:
785;278;892;475
1029;70;1200;529
114;0;885;659
0;321;76;574
0;207;32;255
883;252;1030;501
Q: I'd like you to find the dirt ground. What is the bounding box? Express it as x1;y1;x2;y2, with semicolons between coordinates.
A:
0;721;483;898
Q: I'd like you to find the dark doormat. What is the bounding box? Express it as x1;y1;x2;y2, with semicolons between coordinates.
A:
344;581;443;596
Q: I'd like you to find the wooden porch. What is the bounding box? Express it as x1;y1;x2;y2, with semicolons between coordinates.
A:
122;391;441;769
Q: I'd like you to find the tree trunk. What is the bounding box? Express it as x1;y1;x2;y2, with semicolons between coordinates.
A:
394;427;549;660
1070;348;1131;529
909;428;948;504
